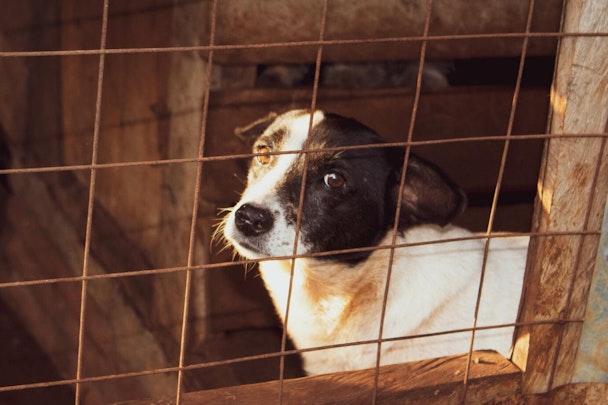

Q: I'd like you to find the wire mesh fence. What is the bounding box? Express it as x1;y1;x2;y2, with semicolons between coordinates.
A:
0;0;606;404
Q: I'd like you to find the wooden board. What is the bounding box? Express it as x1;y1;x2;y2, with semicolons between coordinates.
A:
119;351;521;405
511;0;608;394
209;0;562;63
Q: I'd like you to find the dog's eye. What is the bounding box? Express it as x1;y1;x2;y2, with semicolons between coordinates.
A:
255;145;271;165
323;172;345;189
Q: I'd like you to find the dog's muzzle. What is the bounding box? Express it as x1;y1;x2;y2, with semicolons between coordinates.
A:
234;203;274;237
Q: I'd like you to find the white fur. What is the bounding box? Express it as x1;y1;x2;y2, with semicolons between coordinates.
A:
258;225;528;375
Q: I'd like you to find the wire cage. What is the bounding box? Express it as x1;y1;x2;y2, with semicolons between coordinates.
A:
0;0;606;404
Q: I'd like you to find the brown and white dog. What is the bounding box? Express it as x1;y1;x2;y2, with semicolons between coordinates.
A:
222;110;528;375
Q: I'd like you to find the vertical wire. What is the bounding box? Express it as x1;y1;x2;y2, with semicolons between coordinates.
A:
175;0;218;402
460;0;535;403
73;0;110;403
277;2;329;402
371;0;434;403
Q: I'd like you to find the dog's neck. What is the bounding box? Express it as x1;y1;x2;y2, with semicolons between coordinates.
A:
254;226;465;346
256;244;391;344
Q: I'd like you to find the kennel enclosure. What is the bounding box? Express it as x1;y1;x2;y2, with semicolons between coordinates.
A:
0;0;607;404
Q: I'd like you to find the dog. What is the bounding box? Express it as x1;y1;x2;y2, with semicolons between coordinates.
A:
221;109;528;375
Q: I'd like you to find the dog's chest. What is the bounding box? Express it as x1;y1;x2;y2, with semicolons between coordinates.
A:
258;259;385;346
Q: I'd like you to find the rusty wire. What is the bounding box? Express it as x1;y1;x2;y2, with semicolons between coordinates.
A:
2;31;608;59
370;0;434;402
460;1;536;402
74;1;110;403
174;0;219;402
277;1;329;402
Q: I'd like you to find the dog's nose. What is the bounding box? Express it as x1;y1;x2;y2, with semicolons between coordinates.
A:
234;204;274;236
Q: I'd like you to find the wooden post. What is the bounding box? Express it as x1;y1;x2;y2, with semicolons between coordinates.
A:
59;0;213;379
512;0;608;394
155;0;212;355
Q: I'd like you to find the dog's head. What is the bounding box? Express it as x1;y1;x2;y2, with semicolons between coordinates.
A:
223;110;466;262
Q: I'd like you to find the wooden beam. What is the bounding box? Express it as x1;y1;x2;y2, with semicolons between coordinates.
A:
512;0;608;394
59;0;213;368
209;0;562;63
119;351;521;405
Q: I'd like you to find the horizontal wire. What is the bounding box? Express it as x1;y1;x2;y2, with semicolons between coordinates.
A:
1;31;607;58
1;132;607;176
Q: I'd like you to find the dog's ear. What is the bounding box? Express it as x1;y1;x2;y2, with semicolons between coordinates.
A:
234;112;278;143
388;152;467;228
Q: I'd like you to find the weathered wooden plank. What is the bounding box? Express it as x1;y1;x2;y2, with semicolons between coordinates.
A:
210;0;561;63
120;351;521;405
512;0;608;394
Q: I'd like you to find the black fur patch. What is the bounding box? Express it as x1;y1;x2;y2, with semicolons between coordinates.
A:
278;114;395;262
236;111;467;263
